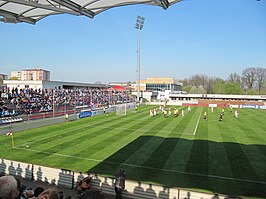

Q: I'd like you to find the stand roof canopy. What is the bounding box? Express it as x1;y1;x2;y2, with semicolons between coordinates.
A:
0;0;182;24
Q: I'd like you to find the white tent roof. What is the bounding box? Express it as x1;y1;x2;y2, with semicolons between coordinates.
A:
0;0;182;24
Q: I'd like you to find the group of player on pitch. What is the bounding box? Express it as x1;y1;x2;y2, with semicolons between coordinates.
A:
203;106;239;121
148;105;239;121
149;105;191;118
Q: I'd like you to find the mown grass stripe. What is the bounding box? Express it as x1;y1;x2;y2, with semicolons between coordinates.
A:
65;112;161;160
91;114;178;178
26;109;148;148
184;107;209;176
220;128;260;181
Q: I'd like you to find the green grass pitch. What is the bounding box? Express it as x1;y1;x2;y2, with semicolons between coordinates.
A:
0;106;266;198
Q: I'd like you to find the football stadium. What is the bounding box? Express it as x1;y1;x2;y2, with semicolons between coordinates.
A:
1;0;266;199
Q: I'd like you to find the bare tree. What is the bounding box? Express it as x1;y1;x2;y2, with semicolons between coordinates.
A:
228;73;241;84
241;67;256;89
205;76;219;94
180;78;189;86
185;74;219;93
255;67;266;93
189;74;209;89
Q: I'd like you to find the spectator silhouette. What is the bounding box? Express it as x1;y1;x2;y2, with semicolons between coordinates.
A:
145;184;157;198
93;174;101;188
51;178;56;185
44;177;49;184
36;167;43;181
211;193;220;199
77;172;85;182
133;181;145;196
16;163;23;177
0;159;7;174
25;164;32;179
184;191;191;199
58;169;72;188
114;169;126;199
158;187;169;199
101;177;112;192
8;161;16;176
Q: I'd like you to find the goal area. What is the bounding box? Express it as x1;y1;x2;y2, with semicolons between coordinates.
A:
116;102;136;115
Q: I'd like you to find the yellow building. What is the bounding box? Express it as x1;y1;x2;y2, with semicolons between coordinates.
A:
131;77;182;92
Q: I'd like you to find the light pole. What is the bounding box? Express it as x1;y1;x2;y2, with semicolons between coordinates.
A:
135;15;145;102
52;89;55;118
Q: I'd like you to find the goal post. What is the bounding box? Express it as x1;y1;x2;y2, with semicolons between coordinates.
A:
116;102;136;115
116;104;126;116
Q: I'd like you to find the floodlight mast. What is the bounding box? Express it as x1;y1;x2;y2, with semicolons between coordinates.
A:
135;15;145;103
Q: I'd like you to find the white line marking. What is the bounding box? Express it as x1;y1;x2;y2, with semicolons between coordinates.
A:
15;122;194;149
193;111;202;135
84;125;194;135
13;147;266;185
14;117;128;148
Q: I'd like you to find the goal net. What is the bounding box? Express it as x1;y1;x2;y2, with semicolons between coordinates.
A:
116;102;136;115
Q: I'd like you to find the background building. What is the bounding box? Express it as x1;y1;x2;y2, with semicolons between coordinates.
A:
142;77;182;92
0;74;8;87
3;80;107;91
129;77;183;102
130;77;182;92
11;68;50;81
10;71;20;80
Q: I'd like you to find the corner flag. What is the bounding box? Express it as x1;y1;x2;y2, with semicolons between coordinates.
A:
6;130;14;148
6;130;13;136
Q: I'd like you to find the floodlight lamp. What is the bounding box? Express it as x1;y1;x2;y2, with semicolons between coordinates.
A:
135;24;140;29
135;16;145;30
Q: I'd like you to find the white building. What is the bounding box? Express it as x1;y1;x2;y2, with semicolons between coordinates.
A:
11;68;50;81
3;80;107;91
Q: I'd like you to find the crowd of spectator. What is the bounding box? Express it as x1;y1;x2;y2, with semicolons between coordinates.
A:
0;173;106;199
0;87;134;117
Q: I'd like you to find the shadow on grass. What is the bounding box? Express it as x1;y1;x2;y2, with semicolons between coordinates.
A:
88;136;266;198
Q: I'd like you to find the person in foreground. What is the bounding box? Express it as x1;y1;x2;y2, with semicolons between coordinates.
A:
114;169;126;199
0;175;20;199
37;188;60;199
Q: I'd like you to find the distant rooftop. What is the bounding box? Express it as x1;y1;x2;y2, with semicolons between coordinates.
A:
22;68;50;72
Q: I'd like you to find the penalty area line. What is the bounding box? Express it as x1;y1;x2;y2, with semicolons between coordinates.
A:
14;147;266;185
193;111;202;135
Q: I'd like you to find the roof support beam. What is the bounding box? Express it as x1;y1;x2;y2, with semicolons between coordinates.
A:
152;0;170;10
0;9;36;24
50;0;95;18
18;15;36;24
1;0;81;16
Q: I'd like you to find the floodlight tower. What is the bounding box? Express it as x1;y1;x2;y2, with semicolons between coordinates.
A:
135;15;145;102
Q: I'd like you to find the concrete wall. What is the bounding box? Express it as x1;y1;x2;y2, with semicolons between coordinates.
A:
1;158;227;199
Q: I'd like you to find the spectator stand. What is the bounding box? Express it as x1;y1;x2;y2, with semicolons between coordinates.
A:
1;87;135;124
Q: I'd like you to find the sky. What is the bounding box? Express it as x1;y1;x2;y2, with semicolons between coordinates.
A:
0;0;266;84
